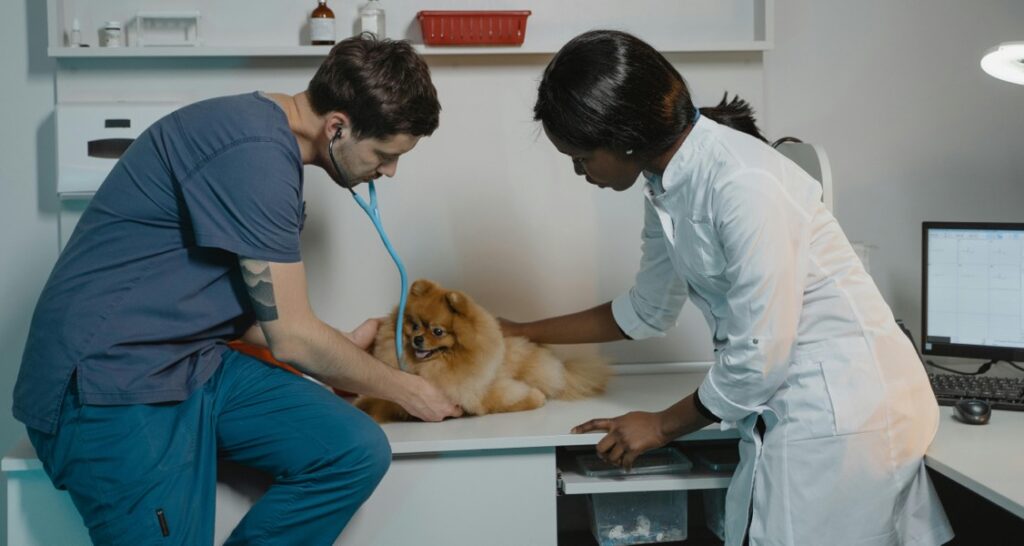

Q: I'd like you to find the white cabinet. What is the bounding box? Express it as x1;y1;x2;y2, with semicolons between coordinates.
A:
340;449;559;546
4;371;735;545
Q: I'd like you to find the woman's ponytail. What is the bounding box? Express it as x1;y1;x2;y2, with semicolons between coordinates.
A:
699;93;767;143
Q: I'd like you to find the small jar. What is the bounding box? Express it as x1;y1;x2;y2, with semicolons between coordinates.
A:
102;21;122;48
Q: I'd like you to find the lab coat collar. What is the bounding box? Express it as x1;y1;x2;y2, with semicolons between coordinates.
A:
642;115;713;199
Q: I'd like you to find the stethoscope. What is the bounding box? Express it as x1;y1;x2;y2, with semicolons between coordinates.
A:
329;128;408;370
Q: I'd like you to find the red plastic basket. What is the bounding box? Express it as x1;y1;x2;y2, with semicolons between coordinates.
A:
418;10;532;46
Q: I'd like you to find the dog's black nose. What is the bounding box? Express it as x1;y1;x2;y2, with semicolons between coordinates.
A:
413;336;424;348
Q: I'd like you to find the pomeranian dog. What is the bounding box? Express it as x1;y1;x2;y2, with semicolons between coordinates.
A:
354;279;611;423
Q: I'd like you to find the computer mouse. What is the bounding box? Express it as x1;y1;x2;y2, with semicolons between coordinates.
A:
954;399;991;425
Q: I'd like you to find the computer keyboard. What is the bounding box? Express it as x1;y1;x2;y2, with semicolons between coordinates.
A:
928;373;1024;411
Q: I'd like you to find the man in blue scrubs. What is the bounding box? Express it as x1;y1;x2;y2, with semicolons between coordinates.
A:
13;35;460;545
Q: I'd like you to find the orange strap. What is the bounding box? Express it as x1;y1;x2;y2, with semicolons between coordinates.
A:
226;340;355;398
227;340;303;376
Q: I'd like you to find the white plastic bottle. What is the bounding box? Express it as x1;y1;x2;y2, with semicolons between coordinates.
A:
69;18;82;47
359;0;385;39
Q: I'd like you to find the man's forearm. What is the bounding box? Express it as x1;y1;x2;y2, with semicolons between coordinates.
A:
274;318;407;401
240;323;269;347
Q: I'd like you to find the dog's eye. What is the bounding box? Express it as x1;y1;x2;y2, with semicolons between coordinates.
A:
432;328;444;337
409;322;419;331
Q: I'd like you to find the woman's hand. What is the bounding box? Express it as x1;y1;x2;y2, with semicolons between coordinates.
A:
572;411;672;471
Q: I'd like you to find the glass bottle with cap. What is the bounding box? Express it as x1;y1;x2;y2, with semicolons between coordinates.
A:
310;0;336;46
102;21;122;47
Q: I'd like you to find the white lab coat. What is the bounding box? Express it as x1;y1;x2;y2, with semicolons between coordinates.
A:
611;117;954;545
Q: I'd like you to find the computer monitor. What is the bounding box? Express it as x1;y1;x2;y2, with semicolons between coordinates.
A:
922;222;1024;361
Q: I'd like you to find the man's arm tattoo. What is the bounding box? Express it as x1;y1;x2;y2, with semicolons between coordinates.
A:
239;258;278;321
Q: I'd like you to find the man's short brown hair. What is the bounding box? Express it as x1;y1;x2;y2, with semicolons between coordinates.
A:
308;34;440;139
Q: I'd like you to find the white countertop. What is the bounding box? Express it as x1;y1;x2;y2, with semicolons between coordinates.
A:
924;406;1024;520
1;365;726;471
377;368;733;455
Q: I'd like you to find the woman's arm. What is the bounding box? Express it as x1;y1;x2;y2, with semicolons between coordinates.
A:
500;301;628;344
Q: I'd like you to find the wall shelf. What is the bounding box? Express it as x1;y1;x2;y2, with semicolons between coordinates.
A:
48;40;772;59
47;0;773;59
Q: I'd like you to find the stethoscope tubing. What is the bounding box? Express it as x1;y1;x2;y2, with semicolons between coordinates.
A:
348;182;408;370
329;130;408;370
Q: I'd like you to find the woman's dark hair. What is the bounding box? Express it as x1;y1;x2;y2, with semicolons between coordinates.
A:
534;30;766;158
308;34;440;139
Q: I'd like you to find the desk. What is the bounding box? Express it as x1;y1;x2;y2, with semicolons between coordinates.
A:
925;407;1024;520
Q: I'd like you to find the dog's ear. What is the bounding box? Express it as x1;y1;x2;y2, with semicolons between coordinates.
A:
445;291;468;315
410;279;436;297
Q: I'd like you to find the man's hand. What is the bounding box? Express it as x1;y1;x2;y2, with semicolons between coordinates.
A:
572;411;671;471
394;374;463;422
344;316;461;421
344;318;380;351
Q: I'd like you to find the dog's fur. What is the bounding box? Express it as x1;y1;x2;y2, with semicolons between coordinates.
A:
354;279;610;423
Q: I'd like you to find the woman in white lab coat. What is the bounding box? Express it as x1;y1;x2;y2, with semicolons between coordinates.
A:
502;30;954;545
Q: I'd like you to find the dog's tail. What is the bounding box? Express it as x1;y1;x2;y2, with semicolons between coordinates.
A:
558;356;612;400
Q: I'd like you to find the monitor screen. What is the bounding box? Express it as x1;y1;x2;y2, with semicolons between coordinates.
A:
922;222;1024;361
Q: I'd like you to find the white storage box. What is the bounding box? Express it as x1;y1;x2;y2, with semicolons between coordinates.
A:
56;102;180;195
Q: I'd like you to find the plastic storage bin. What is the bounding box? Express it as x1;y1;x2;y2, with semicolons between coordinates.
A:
690;446;738;542
417;11;532;46
702;489;727;542
588;490;688;546
578;449;693;545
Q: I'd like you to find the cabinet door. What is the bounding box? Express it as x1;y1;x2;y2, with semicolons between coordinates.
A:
338;447;558;546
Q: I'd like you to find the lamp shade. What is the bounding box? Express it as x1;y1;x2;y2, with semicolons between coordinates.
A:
981;41;1024;85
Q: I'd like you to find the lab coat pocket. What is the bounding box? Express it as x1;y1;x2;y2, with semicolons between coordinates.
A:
818;339;888;436
777;357;836;441
685;218;727;276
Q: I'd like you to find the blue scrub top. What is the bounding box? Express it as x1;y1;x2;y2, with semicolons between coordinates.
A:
14;92;305;434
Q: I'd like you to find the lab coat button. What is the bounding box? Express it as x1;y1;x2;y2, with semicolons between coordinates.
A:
752;338;759;345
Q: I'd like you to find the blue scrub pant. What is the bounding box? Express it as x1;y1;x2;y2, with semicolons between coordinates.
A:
27;350;391;545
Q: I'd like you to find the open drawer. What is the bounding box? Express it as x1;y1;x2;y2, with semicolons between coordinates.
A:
556;443;735;495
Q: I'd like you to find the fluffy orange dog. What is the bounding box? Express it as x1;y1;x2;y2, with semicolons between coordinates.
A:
354;279;610;423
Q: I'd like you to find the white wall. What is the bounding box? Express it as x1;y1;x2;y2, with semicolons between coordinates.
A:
763;0;1024;356
301;52;762;366
0;1;59;454
51;52;765;368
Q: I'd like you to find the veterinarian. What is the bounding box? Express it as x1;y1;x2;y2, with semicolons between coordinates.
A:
502;30;953;546
13;35;460;545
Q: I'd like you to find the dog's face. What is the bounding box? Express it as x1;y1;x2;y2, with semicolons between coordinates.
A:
401;280;471;363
